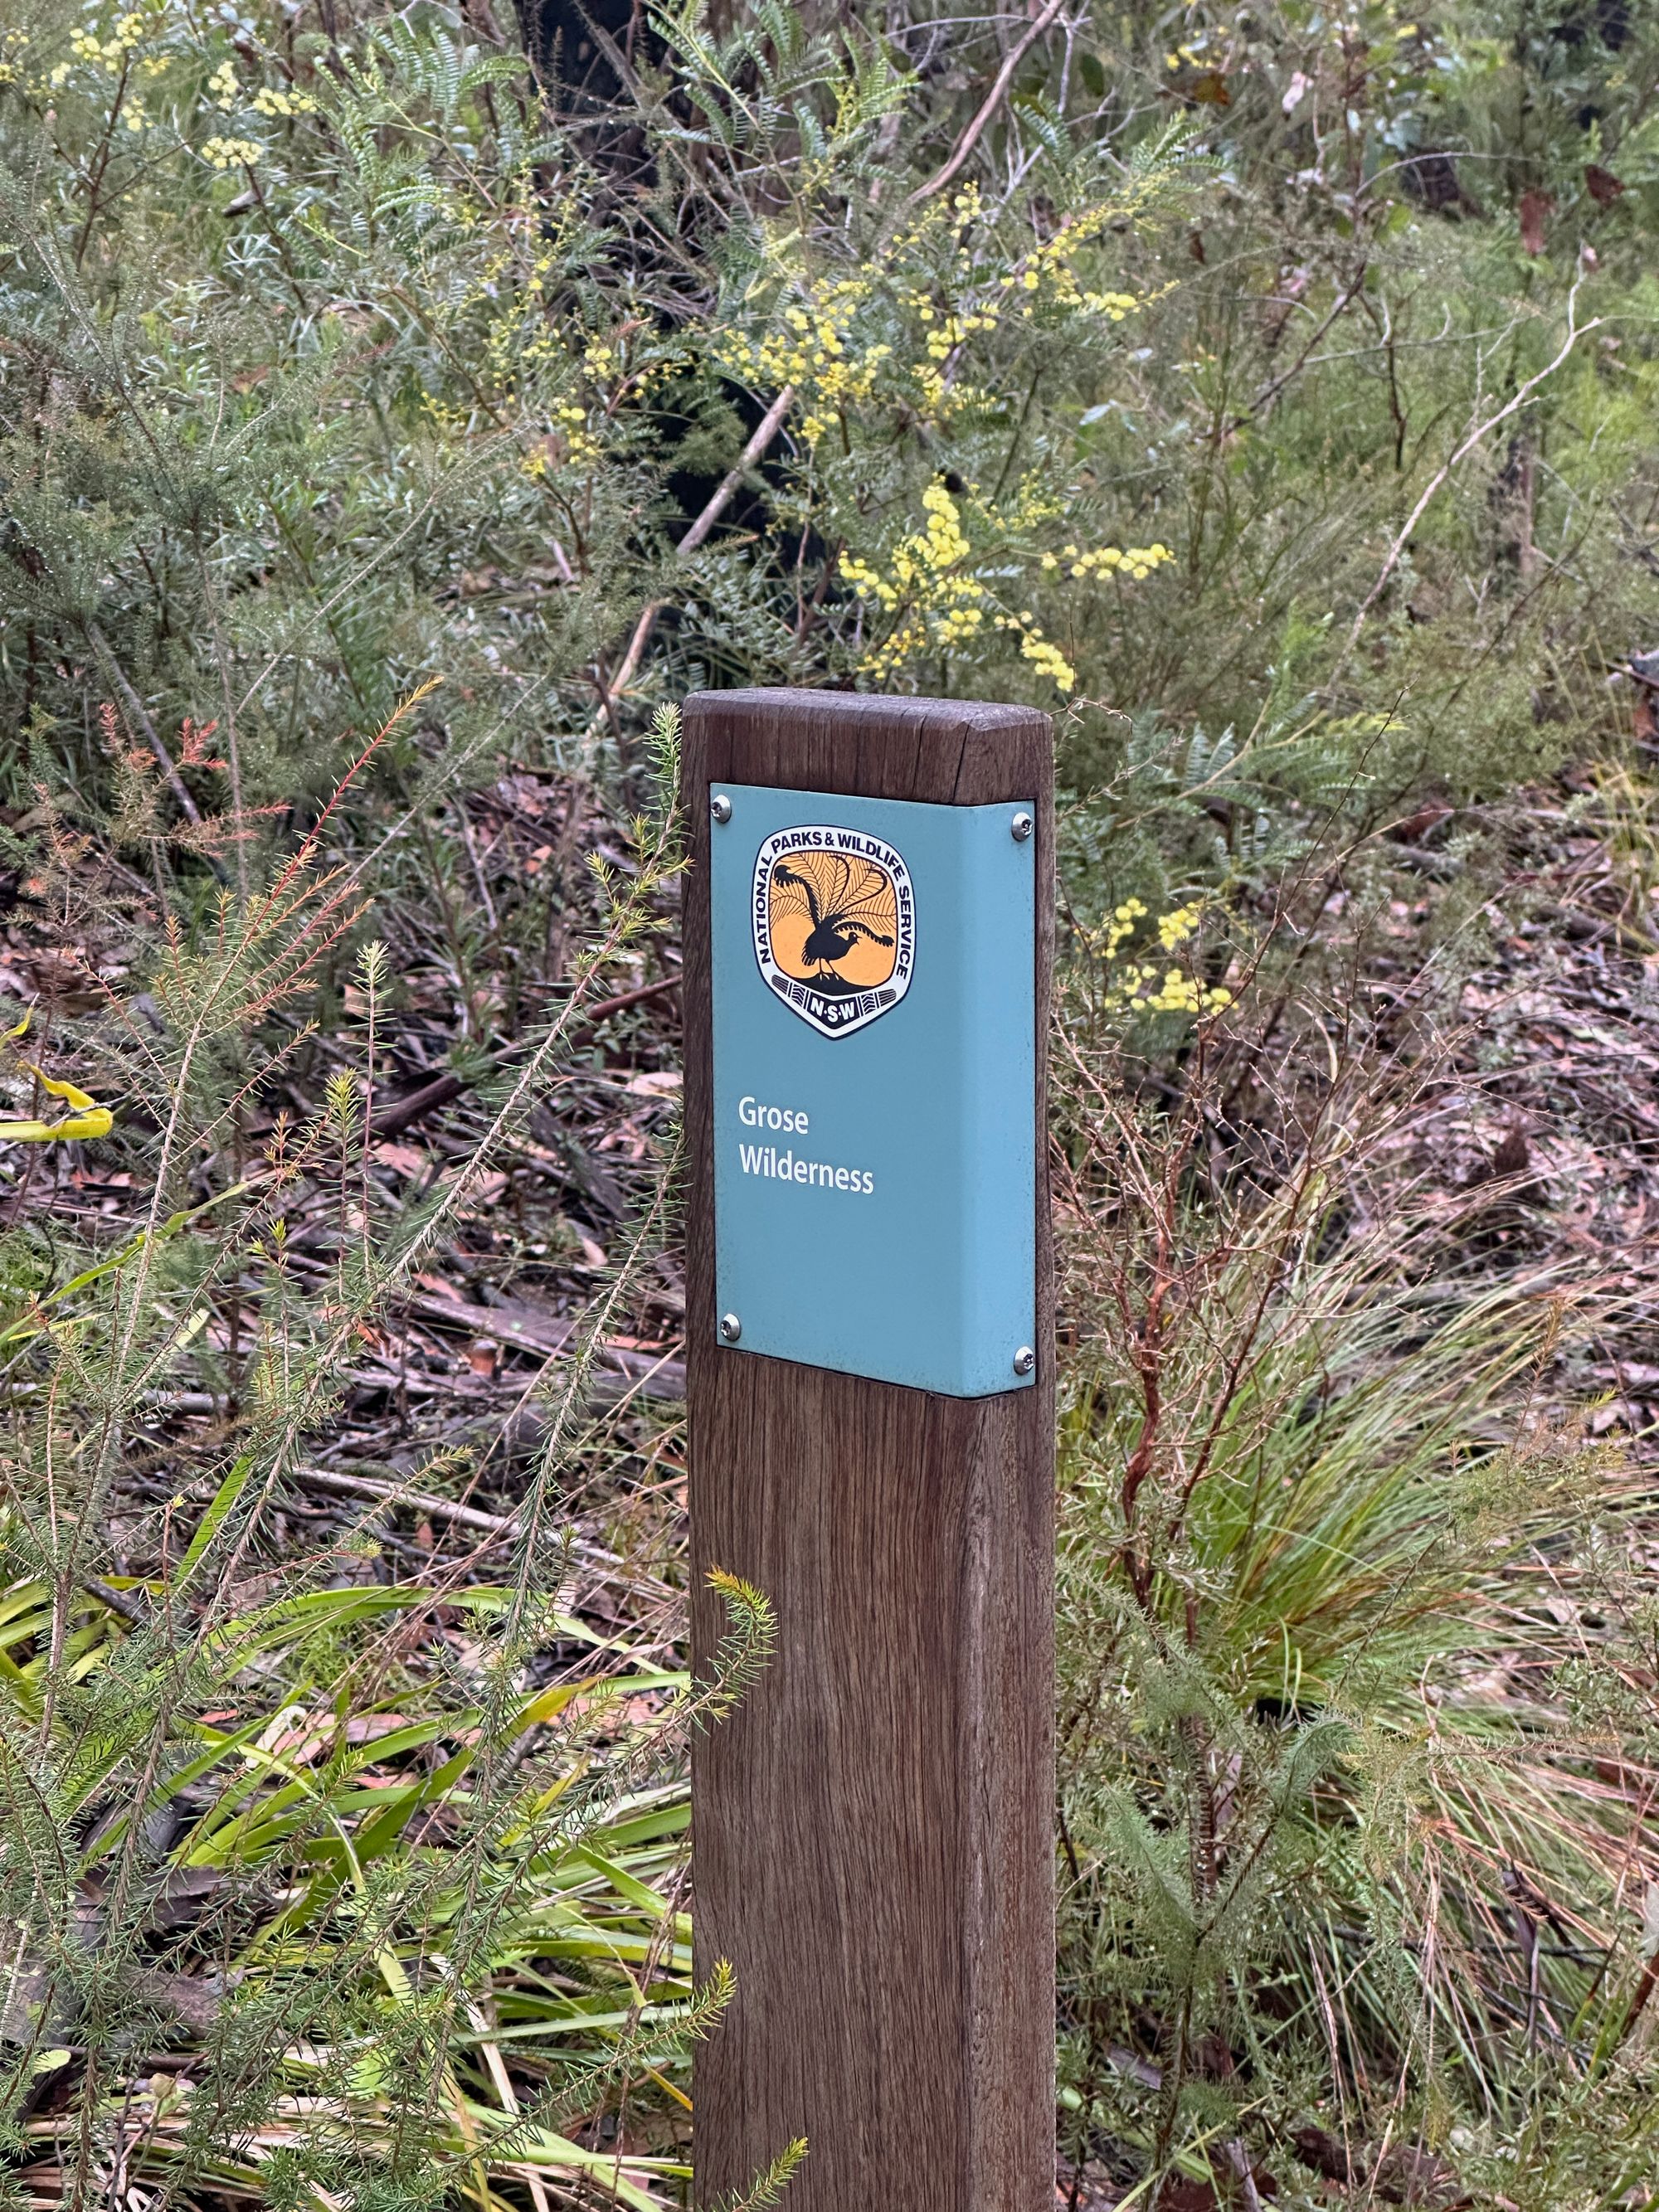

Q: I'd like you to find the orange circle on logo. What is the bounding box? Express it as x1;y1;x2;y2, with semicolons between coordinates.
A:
766;850;898;993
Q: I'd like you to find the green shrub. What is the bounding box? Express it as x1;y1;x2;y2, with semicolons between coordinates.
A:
1053;1010;1659;2203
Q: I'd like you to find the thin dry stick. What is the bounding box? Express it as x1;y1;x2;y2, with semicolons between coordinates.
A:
1334;280;1602;676
1247;261;1370;420
906;0;1069;207
83;620;202;824
588;382;795;724
297;1465;669;1593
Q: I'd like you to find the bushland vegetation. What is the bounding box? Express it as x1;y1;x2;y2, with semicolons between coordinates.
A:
0;0;1656;2204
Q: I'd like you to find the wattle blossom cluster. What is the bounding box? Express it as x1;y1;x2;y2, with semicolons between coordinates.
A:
839;481;1171;697
1042;542;1175;581
1092;900;1233;1018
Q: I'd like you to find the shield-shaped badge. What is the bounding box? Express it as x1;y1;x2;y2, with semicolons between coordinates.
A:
752;825;915;1039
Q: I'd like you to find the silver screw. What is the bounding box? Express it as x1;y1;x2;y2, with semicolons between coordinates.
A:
1012;1345;1036;1376
1010;809;1034;843
711;793;732;824
719;1312;742;1343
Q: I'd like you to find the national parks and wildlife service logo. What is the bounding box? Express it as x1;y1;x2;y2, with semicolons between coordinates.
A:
752;825;915;1038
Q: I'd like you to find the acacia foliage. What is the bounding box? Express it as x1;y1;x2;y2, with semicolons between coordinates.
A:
1;0;1652;865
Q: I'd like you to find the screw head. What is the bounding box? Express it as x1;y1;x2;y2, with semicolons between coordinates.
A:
719;1312;742;1344
1012;1344;1036;1377
1010;809;1034;843
710;793;733;824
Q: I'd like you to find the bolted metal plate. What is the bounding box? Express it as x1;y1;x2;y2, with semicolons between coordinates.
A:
710;782;1036;1398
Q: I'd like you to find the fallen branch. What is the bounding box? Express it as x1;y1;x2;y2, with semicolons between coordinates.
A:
298;1465;677;1591
368;972;679;1139
303;1464;513;1536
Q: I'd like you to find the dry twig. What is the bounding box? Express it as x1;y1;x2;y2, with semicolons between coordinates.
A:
905;0;1070;207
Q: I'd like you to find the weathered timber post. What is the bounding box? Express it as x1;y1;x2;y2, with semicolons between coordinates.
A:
684;688;1056;2212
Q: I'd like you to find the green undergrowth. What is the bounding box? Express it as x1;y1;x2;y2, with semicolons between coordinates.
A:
1053;1011;1659;2204
0;1567;705;2212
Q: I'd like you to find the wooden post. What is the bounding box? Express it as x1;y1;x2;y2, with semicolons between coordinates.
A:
684;689;1055;2212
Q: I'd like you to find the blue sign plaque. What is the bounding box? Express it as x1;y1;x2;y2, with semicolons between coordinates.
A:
710;781;1036;1397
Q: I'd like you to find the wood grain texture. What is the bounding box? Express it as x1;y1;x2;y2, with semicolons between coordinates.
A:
684;689;1055;2212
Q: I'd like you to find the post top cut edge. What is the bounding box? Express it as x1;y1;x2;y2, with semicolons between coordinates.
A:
684;687;1049;735
683;688;1053;810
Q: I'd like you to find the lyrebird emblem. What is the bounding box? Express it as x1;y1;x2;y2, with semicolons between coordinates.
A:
752;829;915;1038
